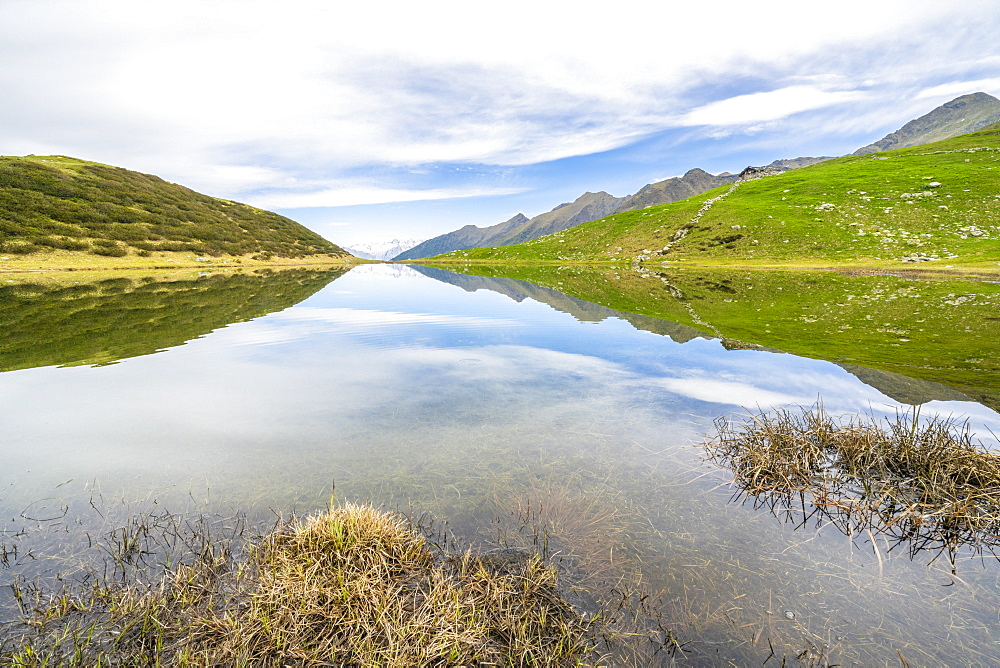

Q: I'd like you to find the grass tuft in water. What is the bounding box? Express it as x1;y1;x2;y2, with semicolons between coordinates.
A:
1;501;593;666
706;405;1000;563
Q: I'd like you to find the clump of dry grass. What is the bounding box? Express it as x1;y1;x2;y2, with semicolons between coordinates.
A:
706;405;1000;561
1;501;592;666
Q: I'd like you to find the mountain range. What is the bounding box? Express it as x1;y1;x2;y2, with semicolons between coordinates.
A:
393;191;626;261
437;119;1000;268
393;92;1000;261
344;238;424;261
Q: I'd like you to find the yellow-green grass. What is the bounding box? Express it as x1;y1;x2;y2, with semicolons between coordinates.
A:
0;247;359;273
0;155;349;263
426;123;1000;268
706;405;1000;561
1;502;592;666
0;266;349;371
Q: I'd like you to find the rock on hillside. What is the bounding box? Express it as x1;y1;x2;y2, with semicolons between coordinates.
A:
853;92;1000;155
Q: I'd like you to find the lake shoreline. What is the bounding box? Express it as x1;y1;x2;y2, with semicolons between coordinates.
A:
0;250;365;274
4;246;999;278
407;257;1000;283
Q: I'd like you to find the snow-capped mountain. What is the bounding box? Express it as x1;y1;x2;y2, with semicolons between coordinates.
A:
343;238;424;261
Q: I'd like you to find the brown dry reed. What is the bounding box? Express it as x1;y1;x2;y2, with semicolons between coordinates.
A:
1;501;593;666
706;405;1000;564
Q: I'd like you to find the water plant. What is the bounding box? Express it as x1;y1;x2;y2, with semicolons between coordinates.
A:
0;502;594;666
705;405;1000;566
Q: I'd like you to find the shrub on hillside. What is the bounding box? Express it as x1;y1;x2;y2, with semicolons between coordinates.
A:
90;239;128;257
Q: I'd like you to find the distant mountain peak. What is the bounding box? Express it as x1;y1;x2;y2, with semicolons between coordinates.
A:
396;95;995;262
392;193;625;261
853;92;1000;155
345;237;424;261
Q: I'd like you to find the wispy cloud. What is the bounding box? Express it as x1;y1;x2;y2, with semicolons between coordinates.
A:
1;0;998;238
274;307;519;329
247;185;527;208
680;86;867;127
916;78;1000;99
654;377;807;407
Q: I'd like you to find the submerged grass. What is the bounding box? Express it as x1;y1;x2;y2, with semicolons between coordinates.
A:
706;405;1000;563
1;501;593;666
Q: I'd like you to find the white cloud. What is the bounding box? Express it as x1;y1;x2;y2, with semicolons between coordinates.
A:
655;377;807;408
0;0;997;202
247;185;527;209
915;78;1000;99
681;86;866;127
274;307;519;329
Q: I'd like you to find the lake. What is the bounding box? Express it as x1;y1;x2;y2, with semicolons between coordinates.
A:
2;263;999;664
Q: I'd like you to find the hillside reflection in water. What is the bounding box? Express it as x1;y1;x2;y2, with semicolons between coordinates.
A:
2;263;999;665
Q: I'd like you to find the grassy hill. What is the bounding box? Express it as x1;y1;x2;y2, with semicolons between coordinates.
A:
0;267;346;370
430;123;1000;268
0;155;348;262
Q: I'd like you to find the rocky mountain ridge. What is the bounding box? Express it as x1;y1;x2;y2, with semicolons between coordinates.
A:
612;168;737;213
853;92;1000;155
393;160;826;260
393;194;625;261
392;92;998;261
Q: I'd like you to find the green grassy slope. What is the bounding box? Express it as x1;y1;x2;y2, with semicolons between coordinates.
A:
0;156;347;260
0;267;347;370
435;124;1000;267
432;264;1000;411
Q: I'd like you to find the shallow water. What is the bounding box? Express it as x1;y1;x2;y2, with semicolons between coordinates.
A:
2;263;999;664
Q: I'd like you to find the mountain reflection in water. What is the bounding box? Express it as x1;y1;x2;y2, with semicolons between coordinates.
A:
2;263;999;665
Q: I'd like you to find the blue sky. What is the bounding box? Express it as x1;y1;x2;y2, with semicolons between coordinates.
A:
2;0;999;246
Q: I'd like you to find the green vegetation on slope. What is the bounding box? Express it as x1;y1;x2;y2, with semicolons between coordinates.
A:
435;124;1000;267
429;264;1000;411
0;155;347;260
0;267;346;370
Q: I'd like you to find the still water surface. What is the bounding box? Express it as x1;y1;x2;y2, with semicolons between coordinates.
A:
2;264;999;664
